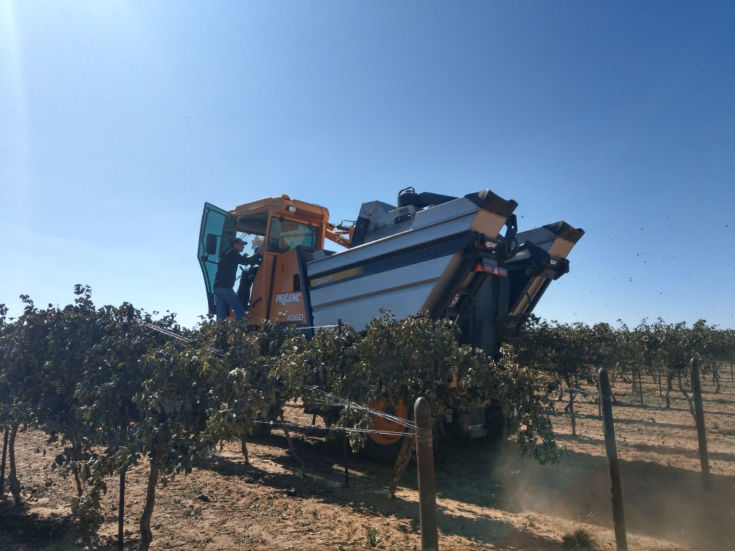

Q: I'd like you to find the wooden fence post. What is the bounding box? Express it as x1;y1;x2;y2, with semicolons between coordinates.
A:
118;468;126;549
598;368;628;551
414;397;439;551
690;357;710;490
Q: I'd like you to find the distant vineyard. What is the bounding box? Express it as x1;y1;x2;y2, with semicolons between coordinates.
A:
505;315;735;437
1;286;733;548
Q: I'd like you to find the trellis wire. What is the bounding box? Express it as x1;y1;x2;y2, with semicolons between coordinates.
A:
567;387;600;398
566;386;644;400
254;419;421;440
303;385;417;430
144;322;224;357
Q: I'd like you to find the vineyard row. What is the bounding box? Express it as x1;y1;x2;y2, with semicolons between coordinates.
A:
1;286;733;548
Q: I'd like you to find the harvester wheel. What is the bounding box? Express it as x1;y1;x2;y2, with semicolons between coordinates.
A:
361;398;409;463
362;435;404;463
252;421;272;438
484;403;508;445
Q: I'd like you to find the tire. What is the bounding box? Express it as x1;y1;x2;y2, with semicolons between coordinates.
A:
252;421;272;438
361;434;405;463
484;403;508;444
360;398;409;462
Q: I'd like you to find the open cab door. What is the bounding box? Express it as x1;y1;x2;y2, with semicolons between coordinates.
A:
198;202;237;315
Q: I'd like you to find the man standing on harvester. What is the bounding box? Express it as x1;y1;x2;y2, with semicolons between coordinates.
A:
213;238;259;321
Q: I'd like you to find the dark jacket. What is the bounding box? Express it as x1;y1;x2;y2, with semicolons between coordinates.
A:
214;248;255;288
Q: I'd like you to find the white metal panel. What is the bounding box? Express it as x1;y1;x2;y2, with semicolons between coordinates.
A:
307;212;479;277
312;280;440;331
309;255;453;310
409;197;479;230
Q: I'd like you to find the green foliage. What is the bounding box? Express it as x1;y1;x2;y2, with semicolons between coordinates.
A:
508;316;598;385
2;285;734;546
135;337;214;475
561;529;597;550
365;526;381;547
76;302;160;475
70;487;106;533
494;346;560;463
508;315;735;410
201;321;288;445
279;313;561;460
0;302;16;426
1;296;51;429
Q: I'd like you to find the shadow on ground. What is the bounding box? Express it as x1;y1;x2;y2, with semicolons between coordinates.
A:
434;436;735;551
198;432;571;549
553;431;735;463
4;429;733;550
0;501;82;550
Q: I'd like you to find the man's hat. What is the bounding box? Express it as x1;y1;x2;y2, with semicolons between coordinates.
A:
232;238;247;246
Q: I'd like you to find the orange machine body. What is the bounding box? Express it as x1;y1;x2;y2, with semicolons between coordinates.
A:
229;195;329;327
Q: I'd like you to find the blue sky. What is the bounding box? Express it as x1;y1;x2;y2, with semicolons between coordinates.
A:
1;1;733;329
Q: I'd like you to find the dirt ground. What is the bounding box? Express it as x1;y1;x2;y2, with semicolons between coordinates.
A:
2;366;734;550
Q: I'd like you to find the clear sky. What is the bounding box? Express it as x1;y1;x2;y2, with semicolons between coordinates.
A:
1;1;733;329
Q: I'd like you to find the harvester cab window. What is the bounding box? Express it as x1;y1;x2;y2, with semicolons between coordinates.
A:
268;218;318;252
198;202;237;315
233;212;267;257
232;231;265;255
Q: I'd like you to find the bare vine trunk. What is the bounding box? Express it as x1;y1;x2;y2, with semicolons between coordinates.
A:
665;369;673;409
0;425;8;497
240;436;249;465
389;435;415;498
343;435;350;488
8;423;22;505
280;416;306;475
677;372;695;416
139;442;163;550
658;368;663;397
569;391;577;436
564;376;576;437
73;466;83;497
